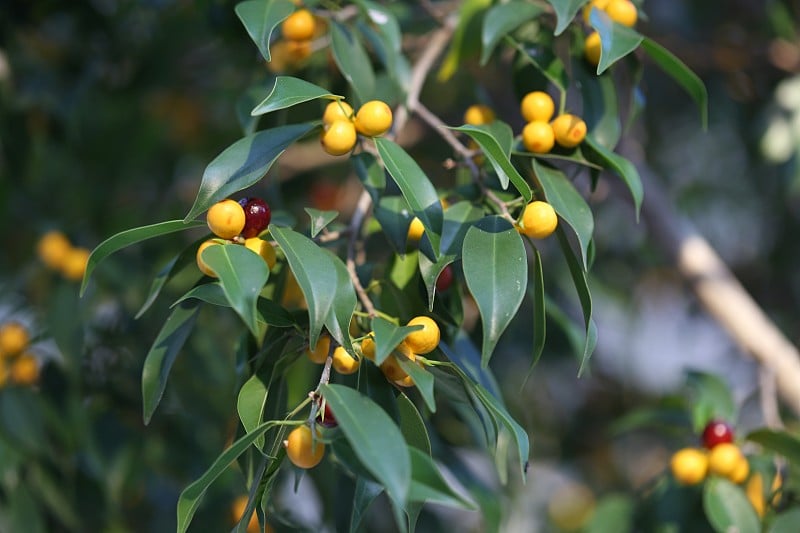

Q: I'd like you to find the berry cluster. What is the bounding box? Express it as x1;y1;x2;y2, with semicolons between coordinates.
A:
582;0;639;67
272;8;317;69
197;197;275;277
320;99;393;156
37;231;91;282
0;321;40;388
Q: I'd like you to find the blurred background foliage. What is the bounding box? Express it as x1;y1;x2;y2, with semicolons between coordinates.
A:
1;0;800;531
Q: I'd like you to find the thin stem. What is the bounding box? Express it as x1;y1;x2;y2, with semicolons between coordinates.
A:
346;190;377;318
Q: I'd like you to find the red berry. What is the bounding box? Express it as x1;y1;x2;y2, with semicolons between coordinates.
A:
436;264;454;292
702;420;734;449
318;403;337;428
240;197;271;238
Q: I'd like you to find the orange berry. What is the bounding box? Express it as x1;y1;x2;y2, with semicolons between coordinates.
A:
522;121;555;153
708;443;744;478
207;199;246;239
584;32;602;67
404;316;440;354
332;346;360;375
582;0;611;24
380;343;416;382
670;448;709;486
551;114;587;148
360;335;376;360
196;240;221;278
306;334;331;364
463;104;495;125
729;456;750;484
321;119;357;156
323;100;354;125
407;217;425;242
519;201;558;239
230;495;263;533
354;100;393;137
10;353;39;386
0;322;29;357
281;9;316;41
37;231;72;270
520;91;555;123
60;247;91;281
244;238;277;270
285;425;325;469
606;0;637;27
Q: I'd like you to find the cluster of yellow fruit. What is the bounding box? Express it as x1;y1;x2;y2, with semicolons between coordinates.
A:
582;0;638;67
37;231;91;282
320;99;393;156
0;321;40;387
271;8;317;69
520;92;588;154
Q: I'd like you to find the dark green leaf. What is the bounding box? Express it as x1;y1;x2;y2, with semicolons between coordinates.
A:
462;217;527;367
440;201;484;256
373;196;414;254
323;254;357;354
584;135;643;220
398;394;431;454
548;0;588;36
136;239;203;319
321;384;411;506
375;137;443;254
580;68;622;150
172;282;229;308
589;10;644;74
408;447;477;509
437;0;490;81
702;478;760;533
0;389;46;455
746;429;800;466
532;159;594;269
686;371;736;433
235;0;295;61
81;220;206;295
330;21;376;104
439;334;503;401
184;123;316;222
768;508;800;533
481;1;545;64
396;357;436;413
371;316;421;366
305;208;339;238
453;124;532;202
257;297;296;327
511;39;568;91
525;248;546;380
237;374;268;435
355;6;410;89
251;76;339;116
418;254;454;311
350;477;383;533
642;37;708;129
353;152;387;200
142;301;201;424
202;244;270;340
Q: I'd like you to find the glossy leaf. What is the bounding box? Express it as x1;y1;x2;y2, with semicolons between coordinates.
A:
548;0;588;36
136;239;203;318
256;297;296;327
439;336;503;400
453;124;532;202
235;0;295;61
202;244;270;340
330;21;376;104
176;420;279;533
481;1;544;65
418;254;454;310
251;76;339;116
237;374;268;442
184;123;316;222
513;40;568;92
323;254;357;354
356;3;409;89
703;478;760;533
462;217;528;367
555;227;598;376
440;201;484;256
373;196;414;254
526;248;546;378
408;447;477;509
746;429;800;466
305;208;339;238
172;282;228;308
142;301;201;424
371;316;421;366
589;10;644;74
398;393;431;454
642;37;708;129
532;159;594;269
584;135;643;219
349;478;383;533
375;137;443;254
686;371;736;433
581;68;622;150
438;0;491;81
270;225;338;349
396;357;436;413
321;384;411;506
81;220;206;295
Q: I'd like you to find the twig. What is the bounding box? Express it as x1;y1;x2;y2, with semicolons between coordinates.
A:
346;190;377;317
759;367;783;429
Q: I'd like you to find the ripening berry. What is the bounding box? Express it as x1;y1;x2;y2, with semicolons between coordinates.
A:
519;201;558;239
670;448;709;485
207;199;246;239
332;346;360;375
407;217;425;242
708;443;745;478
239;197;271;238
281;9;316;41
60;247;91;281
10;353;39;386
585;32;602;67
463;105;495;125
522;121;555;153
404;316;440;354
244;238;277;270
360;335;376;360
701;420;735;449
0;322;29;358
551;114;587;148
520;91;555;123
436;264;454;292
285;425;325;469
323;100;354;125
306;334;331;364
606;0;637;27
321;119;357;156
37;231;72;270
354;100;393;137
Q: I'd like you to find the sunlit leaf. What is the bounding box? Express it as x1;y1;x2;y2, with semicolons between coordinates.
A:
330;20;376;104
235;0;296;61
251;76;339;116
548;0;588;36
396;357;436;413
589;9;644;74
305;208;339;238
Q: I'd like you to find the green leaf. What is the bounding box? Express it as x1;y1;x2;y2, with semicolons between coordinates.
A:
142;301;201;424
548;0;588;36
555;227;597;376
396;357;436;413
525;248;546;379
251;76;339;116
81;220;206;295
349;478;383;533
0;389;46;455
257;297;296;327
769;508;800;533
202;244;270;340
438;0;491;81
440;201;484;256
237;374;269;436
641;37;708;129
330;21;376;104
270;225;338;349
686;371;736;433
462;217;527;367
321;384;411;506
584;135;643;219
371;316;421;366
589;10;644;74
305;208;339;238
702;478;760;533
532;159;594;270
172;282;229;307
512;40;568;92
235;0;296;62
580;68;622;150
418;254;454;311
176;420;279;533
136;239;203;319
408;447;477;509
397;394;431;454
453;124;532;202
184;123;316;222
373;196;414;254
481;2;545;65
323;254;357;354
746;429;800;466
375;137;444;254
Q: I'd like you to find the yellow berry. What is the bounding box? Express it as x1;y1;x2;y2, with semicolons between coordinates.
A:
708;443;744;478
394;374;415;388
285;425;325;469
230;495;265;533
463;104;495;125
0;322;29;357
729;456;750;484
670;448;709;486
10;353;39;386
551;113;587;148
360;335;376;360
196;240;221;278
286;39;312;61
582;0;611;24
520;201;558;239
281;9;316;41
520;91;555;123
380;342;416;382
332;346;360;375
244;238;277;270
207;199;246;239
60;247;91;281
404;316;440;354
37;231;72;270
321;119;357;156
606;0;637;27
584;31;602;67
306;334;331;364
323;100;354;125
354;100;393;137
522;121;555;154
407;217;425;242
